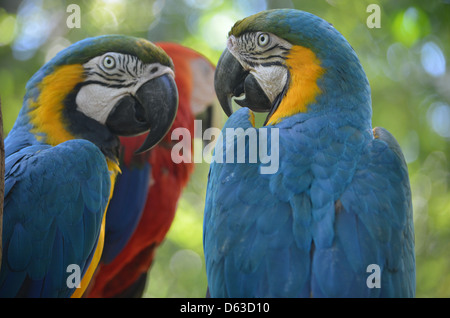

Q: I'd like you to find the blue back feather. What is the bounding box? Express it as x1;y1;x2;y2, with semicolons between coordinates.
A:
204;107;415;297
1;135;110;297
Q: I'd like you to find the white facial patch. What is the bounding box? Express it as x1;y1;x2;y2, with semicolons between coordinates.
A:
251;65;288;103
75;84;128;124
227;33;292;103
76;52;174;124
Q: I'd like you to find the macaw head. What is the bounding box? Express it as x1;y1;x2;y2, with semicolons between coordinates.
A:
214;9;371;126
22;35;178;158
118;42;219;167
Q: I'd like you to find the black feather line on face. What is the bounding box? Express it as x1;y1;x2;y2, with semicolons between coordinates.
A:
81;80;136;89
91;71;128;83
234;32;290;71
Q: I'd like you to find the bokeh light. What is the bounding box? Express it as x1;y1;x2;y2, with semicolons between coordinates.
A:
428;102;450;139
421;41;446;78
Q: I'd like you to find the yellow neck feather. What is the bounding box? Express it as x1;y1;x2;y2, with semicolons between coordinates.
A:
28;64;85;145
27;64;123;297
71;159;120;298
266;45;325;126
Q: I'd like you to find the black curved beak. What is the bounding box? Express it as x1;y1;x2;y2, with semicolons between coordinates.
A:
214;48;272;117
106;73;178;154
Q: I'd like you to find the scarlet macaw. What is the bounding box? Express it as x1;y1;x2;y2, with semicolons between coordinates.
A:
86;43;217;297
0;35;178;297
204;9;415;297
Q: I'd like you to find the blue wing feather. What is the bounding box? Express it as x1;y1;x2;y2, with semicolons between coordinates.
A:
311;127;414;297
1;138;111;297
204;108;414;298
204;108;313;297
101;162;151;264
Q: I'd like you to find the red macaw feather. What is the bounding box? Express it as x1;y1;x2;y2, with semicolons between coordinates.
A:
86;43;216;297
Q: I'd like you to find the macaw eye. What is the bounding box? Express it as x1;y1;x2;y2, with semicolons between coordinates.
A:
102;55;116;69
257;33;270;47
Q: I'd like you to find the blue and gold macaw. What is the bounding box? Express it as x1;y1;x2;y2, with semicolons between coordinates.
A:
204;9;415;297
1;35;178;297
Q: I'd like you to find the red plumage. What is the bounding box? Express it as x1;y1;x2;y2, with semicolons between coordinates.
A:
86;43;216;297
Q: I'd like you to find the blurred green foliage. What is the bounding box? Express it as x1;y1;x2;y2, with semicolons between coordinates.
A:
0;0;449;298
